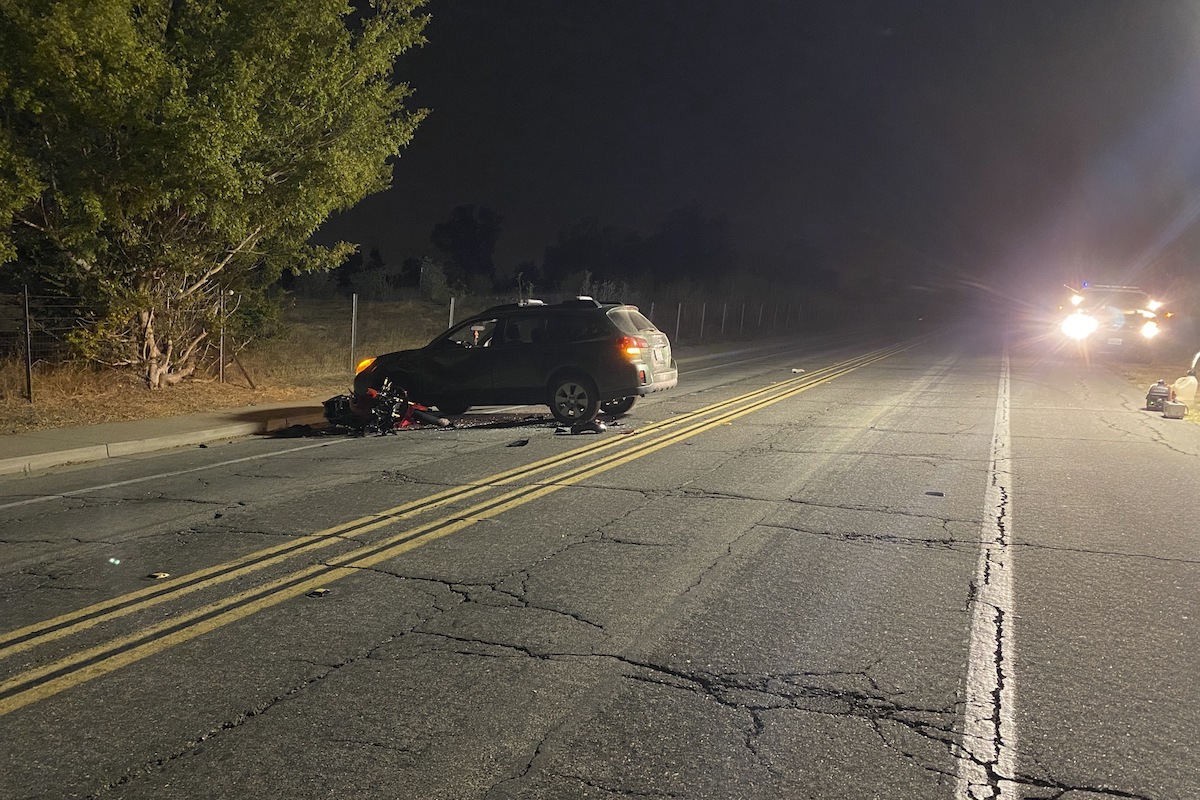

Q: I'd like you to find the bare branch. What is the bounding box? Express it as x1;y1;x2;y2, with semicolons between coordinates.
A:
180;225;264;298
161;364;197;385
176;329;208;365
14;214;48;233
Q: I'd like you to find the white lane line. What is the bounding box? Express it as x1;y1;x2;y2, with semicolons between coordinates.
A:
956;351;1019;799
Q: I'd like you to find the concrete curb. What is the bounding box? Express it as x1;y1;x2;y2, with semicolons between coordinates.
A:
5;445;111;477
0;410;328;477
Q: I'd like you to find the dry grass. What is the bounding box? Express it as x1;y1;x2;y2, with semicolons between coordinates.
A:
0;365;339;435
0;297;467;435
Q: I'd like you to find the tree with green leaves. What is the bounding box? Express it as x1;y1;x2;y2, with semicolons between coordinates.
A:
0;0;428;386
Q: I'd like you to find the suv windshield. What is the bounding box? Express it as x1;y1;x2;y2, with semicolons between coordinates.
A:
1082;290;1152;312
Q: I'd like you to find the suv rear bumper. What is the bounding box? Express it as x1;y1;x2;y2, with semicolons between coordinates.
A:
634;363;678;396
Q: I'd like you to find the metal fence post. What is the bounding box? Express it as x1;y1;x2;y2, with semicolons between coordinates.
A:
22;286;33;403
721;303;727;336
758;303;764;331
675;302;682;343
448;296;456;328
350;293;358;374
219;291;226;384
741;302;746;335
699;302;706;342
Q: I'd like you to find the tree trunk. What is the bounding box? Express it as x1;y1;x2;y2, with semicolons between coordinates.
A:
141;309;164;389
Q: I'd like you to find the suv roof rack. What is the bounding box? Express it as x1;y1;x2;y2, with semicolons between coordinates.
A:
561;296;602;307
480;301;536;314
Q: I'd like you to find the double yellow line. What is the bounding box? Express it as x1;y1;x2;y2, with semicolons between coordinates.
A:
0;338;924;716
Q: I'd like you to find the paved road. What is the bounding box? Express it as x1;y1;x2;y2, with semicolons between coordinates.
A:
0;329;1196;799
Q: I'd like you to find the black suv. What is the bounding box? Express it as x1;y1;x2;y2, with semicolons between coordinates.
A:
349;297;678;424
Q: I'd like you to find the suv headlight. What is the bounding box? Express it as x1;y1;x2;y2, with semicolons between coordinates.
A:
1140;320;1160;339
1062;313;1099;340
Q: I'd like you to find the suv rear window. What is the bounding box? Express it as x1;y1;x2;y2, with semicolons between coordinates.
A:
607;307;656;335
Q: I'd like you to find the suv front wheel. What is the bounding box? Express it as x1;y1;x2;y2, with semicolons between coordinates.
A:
436;402;471;415
600;396;636;416
549;374;599;424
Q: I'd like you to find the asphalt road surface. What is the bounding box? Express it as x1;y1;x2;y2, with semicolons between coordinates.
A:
1;328;1196;800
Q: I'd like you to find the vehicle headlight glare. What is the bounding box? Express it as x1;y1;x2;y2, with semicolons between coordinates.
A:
1061;313;1099;340
1140;321;1160;339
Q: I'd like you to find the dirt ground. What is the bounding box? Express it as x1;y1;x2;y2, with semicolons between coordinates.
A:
1115;362;1200;422
0;371;349;435
0;296;446;435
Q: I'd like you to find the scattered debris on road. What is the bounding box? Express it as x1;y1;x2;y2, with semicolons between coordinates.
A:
556;419;607;435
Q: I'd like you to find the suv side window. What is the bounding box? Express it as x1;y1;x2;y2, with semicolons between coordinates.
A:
501;314;547;345
546;311;608;343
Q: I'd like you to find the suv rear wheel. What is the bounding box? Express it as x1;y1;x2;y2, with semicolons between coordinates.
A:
549;374;599;424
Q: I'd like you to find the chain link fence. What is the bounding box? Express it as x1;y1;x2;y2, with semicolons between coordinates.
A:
325;291;851;379
1;286;888;403
0;290;93;402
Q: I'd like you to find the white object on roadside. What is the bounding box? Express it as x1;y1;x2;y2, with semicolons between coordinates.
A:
791;368;805;374
1170;373;1197;407
1163;400;1188;419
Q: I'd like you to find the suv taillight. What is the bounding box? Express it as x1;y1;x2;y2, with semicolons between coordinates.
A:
618;335;649;358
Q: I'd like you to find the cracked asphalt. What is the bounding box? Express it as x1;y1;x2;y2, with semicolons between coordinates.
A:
0;330;1197;799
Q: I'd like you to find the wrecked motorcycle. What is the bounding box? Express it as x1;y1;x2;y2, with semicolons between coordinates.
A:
324;379;450;434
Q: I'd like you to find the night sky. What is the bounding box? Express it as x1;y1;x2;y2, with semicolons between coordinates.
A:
313;1;1200;297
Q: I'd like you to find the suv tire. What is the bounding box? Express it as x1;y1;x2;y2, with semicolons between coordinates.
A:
549;373;599;424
